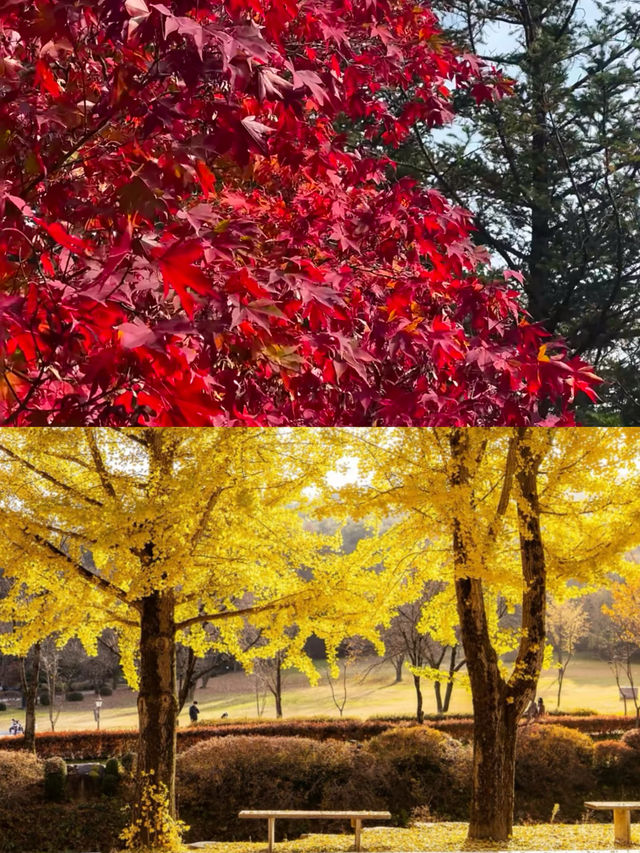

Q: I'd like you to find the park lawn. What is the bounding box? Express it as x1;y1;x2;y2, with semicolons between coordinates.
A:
0;652;638;732
188;823;640;852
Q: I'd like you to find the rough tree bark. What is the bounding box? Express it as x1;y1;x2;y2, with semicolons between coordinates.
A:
450;428;547;841
133;589;178;842
19;641;40;753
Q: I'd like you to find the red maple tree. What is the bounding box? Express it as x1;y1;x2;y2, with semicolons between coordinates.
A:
0;0;598;424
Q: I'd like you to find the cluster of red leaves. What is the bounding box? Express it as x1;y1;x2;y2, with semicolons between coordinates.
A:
0;0;598;424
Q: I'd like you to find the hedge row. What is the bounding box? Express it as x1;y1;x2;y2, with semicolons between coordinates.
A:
179;724;640;841
1;714;637;759
177;727;471;842
0;751;129;852
0;727;469;851
5;723;640;851
0;720;401;759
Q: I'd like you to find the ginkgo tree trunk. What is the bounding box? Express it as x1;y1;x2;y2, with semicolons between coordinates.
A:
0;428;381;849
325;426;640;841
449;428;547;839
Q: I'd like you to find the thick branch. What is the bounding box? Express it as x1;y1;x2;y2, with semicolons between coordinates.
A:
84;429;117;500
449;428;503;692
30;532;134;609
176;593;303;631
0;444;103;507
507;428;548;709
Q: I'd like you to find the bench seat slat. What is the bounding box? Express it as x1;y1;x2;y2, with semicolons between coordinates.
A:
239;811;391;819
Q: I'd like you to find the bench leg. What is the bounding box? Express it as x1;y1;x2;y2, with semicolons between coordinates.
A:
613;809;631;845
353;818;362;851
268;817;275;853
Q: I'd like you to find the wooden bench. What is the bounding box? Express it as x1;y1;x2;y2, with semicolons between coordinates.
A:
585;801;640;845
238;809;392;852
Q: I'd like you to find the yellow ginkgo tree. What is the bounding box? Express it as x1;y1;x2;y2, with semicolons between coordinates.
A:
0;427;383;850
322;427;640;842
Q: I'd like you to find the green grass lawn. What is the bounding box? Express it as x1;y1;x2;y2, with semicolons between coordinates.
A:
187;823;640;852
0;652;637;733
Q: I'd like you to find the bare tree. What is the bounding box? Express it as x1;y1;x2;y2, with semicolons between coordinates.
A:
254;674;268;718
606;634;640;722
603;582;640;724
254;651;286;718
40;638;63;732
390;652;405;683
383;584;466;721
326;637;368;717
176;645;236;713
547;597;590;709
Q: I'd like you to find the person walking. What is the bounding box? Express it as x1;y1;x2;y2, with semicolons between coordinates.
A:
537;697;545;716
189;700;200;724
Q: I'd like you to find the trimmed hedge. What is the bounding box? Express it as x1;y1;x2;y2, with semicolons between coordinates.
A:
177;727;472;842
0;750;129;852
2;715;637;761
621;727;640;750
44;756;68;802
593;739;640;791
178;735;388;841
0;750;42;808
515;725;595;821
65;691;85;702
0;729;140;759
193;717;398;739
365;726;471;823
0;798;129;853
177;722;640;841
0;720;398;760
6;721;640;850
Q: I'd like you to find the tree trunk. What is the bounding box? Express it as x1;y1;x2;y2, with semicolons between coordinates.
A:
455;571;520;839
413;673;424;723
20;642;40;753
393;655;404;683
468;666;519;837
274;657;283;719
435;645;460;714
434;680;443;714
450;429;547;842
524;9;554;331
441;645;459;713
133;590;178;846
442;679;454;713
177;647;197;713
556;665;565;709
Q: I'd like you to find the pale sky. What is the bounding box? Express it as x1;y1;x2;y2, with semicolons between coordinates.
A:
441;1;628;81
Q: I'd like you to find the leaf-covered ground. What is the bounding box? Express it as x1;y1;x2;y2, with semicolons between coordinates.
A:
185;822;640;852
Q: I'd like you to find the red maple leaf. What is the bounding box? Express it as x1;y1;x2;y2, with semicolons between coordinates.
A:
156;241;212;319
0;0;598;425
